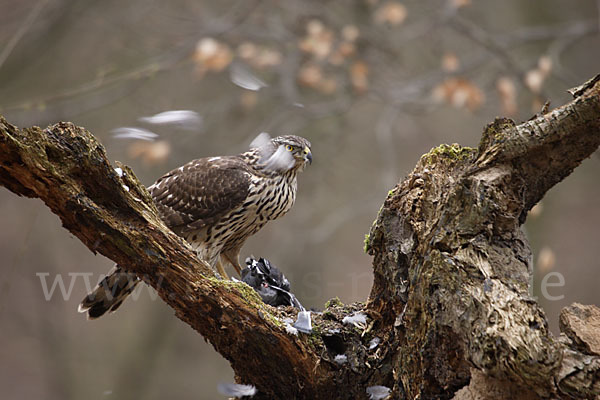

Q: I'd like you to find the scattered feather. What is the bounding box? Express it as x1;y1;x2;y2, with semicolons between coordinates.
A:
342;312;367;327
394;304;407;327
138;110;202;130
285;324;299;336
230;63;268;91
294;310;312;334
366;385;391;400
328;328;340;334
369;337;381;350
114;167;124;177
334;354;347;365
112;127;158;141
249;132;295;172
262;145;295;172
283;317;298;335
217;383;257;398
249;132;272;150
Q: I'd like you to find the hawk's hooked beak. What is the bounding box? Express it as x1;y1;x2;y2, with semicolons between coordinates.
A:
304;147;312;165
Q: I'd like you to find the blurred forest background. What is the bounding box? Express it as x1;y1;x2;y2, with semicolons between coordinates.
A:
0;0;599;399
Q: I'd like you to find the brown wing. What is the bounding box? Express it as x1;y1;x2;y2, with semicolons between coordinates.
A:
149;156;252;232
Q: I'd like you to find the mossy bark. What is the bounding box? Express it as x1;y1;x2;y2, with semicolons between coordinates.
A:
1;74;600;399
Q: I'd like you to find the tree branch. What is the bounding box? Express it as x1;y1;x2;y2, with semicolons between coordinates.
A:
0;117;336;398
1;73;599;399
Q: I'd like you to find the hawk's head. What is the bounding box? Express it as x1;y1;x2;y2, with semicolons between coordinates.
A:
250;133;312;173
272;135;312;166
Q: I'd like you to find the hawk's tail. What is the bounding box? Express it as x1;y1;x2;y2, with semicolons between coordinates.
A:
78;265;139;319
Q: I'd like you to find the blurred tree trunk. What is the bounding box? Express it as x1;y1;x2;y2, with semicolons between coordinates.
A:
1;74;599;399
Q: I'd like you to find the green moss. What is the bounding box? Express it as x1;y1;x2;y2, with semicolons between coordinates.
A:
478;117;516;152
421;143;475;166
363;233;370;253
205;277;284;328
325;296;344;308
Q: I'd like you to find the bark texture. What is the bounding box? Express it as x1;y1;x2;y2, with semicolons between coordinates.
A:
1;74;599;399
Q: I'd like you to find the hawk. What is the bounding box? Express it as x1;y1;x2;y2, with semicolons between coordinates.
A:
79;134;312;319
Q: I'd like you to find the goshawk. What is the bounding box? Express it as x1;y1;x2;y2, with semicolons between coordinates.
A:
79;134;312;319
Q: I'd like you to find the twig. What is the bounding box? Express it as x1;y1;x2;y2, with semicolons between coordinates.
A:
0;0;48;72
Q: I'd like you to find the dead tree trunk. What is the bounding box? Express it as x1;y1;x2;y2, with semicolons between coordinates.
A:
1;74;600;399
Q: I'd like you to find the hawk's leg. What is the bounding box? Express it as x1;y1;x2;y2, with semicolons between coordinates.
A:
216;259;229;280
221;249;243;276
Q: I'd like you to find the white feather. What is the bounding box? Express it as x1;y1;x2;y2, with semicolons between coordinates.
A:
293;310;312;334
366;386;391;400
261;145;295;172
138;110;202;130
334;354;348;364
217;383;257;398
342;312;367;327
111;127;158;141
230;64;267;91
249;132;272;150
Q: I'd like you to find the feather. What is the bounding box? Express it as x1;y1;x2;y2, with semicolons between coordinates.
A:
230;64;267;91
342;312;368;327
293;310;312;334
261;145;295;172
217;383;257;398
111;127;158;141
249;132;272;150
138;110;202;130
366;386;391;400
249;132;295;172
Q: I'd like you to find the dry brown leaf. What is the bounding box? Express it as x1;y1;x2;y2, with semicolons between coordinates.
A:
329;42;356;65
432;77;485;111
496;77;517;116
238;42;282;69
297;64;337;94
193;38;233;76
538;55;552;76
350;60;369;93
441;52;460;72
524;55;553;94
298;64;323;87
237;42;257;60
374;2;407;26
537;246;556;273
528;202;544;218
299;19;334;60
525;69;544;93
450;0;471;8
127;140;171;165
341;25;360;42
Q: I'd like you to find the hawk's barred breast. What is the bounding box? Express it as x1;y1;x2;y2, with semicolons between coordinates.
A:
147;134;311;272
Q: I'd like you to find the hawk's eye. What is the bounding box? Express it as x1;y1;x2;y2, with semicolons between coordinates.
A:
285;145;294;151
